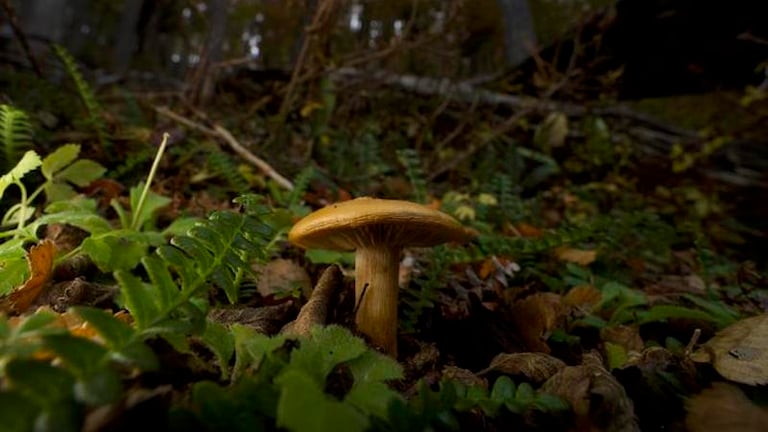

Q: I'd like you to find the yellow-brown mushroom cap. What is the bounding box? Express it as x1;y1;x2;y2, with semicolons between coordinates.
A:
288;197;475;251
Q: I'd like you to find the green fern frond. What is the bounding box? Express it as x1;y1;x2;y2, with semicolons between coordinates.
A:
400;246;450;333
115;209;272;333
0;104;34;172
52;44;112;151
286;166;315;208
208;150;250;193
396;148;428;203
112;146;154;179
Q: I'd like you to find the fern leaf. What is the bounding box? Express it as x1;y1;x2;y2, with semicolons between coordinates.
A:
208;149;250;193
116;210;271;333
52;45;112;151
396;148;428;203
0;104;34;173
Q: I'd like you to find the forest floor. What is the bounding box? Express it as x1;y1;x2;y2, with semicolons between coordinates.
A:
0;46;768;432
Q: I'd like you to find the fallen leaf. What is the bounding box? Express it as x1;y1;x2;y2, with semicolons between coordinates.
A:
442;365;487;389
691;314;768;385
512;223;543;238
479;352;566;383
1;240;57;314
554;247;597;266
601;325;644;354
255;258;311;299
510;293;566;353
686;382;768;432
563;284;602;309
542;351;639;432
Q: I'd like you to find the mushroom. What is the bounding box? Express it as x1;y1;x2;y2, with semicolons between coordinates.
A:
288;197;475;356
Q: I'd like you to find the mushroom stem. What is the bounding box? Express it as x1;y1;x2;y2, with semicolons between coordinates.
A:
354;246;402;356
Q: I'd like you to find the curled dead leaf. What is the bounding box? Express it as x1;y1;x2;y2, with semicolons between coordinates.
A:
601;325;644;354
442;365;487;389
479;352;566;383
510;293;567;353
563;284;602;309
255;258;311;299
1;240;56;314
691;314;768;385
542;351;639;432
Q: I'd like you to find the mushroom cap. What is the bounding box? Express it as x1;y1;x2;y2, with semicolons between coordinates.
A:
288;197;475;251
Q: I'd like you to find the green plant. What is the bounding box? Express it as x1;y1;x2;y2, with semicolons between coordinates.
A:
53;44;111;151
396;148;428;203
173;325;403;432
0;104;34;173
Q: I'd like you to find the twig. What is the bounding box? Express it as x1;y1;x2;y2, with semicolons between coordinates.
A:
0;0;42;77
282;265;342;336
154;106;294;190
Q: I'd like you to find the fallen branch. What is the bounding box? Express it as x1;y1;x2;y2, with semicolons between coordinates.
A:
331;67;700;139
154;106;294;190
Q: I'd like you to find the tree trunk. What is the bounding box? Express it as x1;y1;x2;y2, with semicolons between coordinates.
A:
497;0;537;68
113;0;144;74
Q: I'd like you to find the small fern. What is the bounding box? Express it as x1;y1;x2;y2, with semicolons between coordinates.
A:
285;165;315;208
53;44;112;151
208;149;250;193
0;104;34;173
400;246;451;333
396;148;428;203
115;207;272;333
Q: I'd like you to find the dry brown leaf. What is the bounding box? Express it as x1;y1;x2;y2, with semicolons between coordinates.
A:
554;247;597;266
255;258;311;299
209;303;296;335
479;352;566;383
563;284;602;309
542;351;639;432
510;293;566;353
691;314;768;385
442;365;487;389
1;240;56;314
686;382;768;432
601;325;644;353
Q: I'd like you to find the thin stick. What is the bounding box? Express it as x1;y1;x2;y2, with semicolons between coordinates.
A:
154;106;294;190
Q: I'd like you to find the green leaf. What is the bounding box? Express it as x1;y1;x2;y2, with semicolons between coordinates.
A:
112;340;159;371
276;370;369;432
43;181;77;202
4;359;75;407
515;382;535;404
0;390;38;432
346;349;403;384
129;183;171;230
42;333;109;375
115;270;159;330
636;305;721;325
162;216;202;237
74;306;135;348
41;144;80;179
56;159;106;186
232;325;287;378
15;309;58;334
0;150;41;200
81;231;149;272
604;341;628;370
73;367;122;405
344;381;402;421
0;257;29;295
34;211;112;235
305;249;355;265
287;325;368;385
490;376;516;403
201;320;235;379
